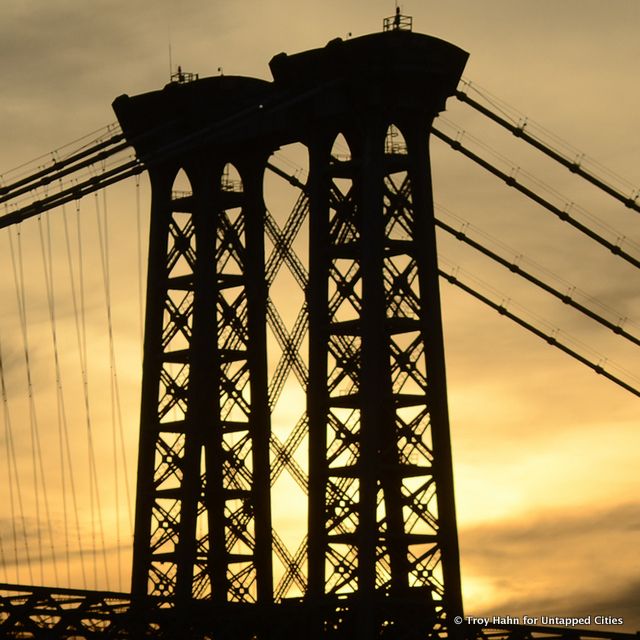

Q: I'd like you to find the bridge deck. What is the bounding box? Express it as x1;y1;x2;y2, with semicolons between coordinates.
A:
0;583;636;639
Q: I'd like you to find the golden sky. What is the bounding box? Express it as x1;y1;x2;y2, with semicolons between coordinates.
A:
0;0;638;631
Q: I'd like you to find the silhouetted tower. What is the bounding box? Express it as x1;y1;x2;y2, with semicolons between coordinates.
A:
114;18;468;639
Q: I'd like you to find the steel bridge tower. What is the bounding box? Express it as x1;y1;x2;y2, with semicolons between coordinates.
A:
114;20;468;639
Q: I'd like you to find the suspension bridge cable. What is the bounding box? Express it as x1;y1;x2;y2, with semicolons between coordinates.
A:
80;195;111;591
95;187;133;590
61;205;89;589
434;209;640;348
431;125;640;271
0;339;11;583
0;115;188;218
0;159;143;230
0;136;128;205
433;114;640;251
93;192;114;590
0;113;198;210
439;261;640;398
9;227;42;582
65;198;105;589
8;226;60;585
0;528;5;585
455;80;640;214
39;209;90;588
0;334;34;584
0;123;123;190
38;215;70;586
265;161;307;191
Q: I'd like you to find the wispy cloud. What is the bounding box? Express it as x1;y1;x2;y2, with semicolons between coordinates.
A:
460;502;640;630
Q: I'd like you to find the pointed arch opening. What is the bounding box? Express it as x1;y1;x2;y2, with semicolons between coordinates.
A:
385;123;408;156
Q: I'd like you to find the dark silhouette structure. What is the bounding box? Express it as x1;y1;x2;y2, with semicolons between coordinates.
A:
0;17;637;640
112;23;467;639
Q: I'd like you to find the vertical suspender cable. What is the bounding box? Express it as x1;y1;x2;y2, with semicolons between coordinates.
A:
39;209;88;587
9;226;42;582
38;214;69;585
95;190;116;589
94;191;112;589
61;203;89;589
0;334;34;584
96;186;137;590
69;197;101;588
98;186;134;586
8;224;60;585
0;504;5;582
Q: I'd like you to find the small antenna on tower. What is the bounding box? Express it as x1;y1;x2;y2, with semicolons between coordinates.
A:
168;25;173;79
383;3;412;31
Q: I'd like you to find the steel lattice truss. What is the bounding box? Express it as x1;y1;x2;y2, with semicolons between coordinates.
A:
323;151;443;602
0;584;131;638
297;117;463;639
109;28;472;638
0;583;637;640
132;159;278;607
126;106;467;640
131;155;319;609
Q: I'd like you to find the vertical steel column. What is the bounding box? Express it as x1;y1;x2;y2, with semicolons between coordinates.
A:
307;133;332;604
352;117;399;640
130;150;273;613
131;164;180;602
403;117;464;627
305;117;463;636
237;152;274;605
174;157;218;608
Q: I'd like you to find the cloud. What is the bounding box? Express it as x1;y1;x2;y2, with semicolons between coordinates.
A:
460;502;640;631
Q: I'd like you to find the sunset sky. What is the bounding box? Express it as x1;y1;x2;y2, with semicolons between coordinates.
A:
0;0;638;632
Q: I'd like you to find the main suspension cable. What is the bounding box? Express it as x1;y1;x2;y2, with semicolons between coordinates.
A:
455;79;640;214
0;135;128;206
439;259;640;398
435;207;640;347
0;124;123;194
432;124;640;270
